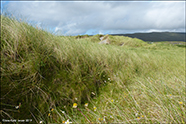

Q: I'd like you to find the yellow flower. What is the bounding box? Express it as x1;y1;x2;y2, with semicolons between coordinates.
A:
51;108;54;111
141;115;144;118
62;121;65;123
169;94;172;99
93;106;97;111
48;113;51;116
98;118;101;120
179;102;183;105
73;103;78;108
111;99;114;102
137;117;140;120
85;103;88;107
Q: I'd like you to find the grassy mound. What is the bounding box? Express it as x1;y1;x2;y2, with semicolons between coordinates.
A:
107;35;148;47
1;15;111;121
1;15;185;123
79;34;149;47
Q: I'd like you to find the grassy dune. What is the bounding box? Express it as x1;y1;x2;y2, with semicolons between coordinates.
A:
1;15;185;123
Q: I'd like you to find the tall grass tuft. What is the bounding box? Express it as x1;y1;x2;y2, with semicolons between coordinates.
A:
1;15;110;122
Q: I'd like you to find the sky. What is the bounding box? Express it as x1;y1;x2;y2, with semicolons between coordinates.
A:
1;1;185;36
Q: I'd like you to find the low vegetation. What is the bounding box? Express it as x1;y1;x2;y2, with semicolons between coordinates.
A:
1;15;185;123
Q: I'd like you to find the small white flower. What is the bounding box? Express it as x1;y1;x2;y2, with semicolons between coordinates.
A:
75;98;78;100
39;121;43;123
73;103;77;108
85;103;88;107
94;106;97;111
61;111;65;114
15;106;19;109
135;112;139;117
65;119;72;124
104;80;106;83
137;117;141;120
108;78;110;80
103;116;106;121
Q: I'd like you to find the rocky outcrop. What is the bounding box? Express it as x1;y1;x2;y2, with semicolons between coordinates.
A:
98;35;110;45
119;42;125;46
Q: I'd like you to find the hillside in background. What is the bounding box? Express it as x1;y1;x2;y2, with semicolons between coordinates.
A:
110;32;186;42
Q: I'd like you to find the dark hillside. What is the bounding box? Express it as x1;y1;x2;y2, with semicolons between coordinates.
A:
110;32;186;42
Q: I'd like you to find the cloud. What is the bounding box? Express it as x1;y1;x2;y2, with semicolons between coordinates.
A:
3;1;185;35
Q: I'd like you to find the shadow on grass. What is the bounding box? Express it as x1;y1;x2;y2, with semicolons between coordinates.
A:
176;44;186;48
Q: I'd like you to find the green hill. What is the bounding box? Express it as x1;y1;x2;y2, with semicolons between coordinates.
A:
1;15;185;123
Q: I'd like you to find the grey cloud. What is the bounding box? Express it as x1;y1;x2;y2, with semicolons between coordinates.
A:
3;1;185;35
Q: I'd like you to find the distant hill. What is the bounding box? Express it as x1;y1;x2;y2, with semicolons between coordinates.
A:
109;32;186;42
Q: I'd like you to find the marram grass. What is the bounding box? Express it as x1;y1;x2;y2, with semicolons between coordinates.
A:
1;15;185;123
